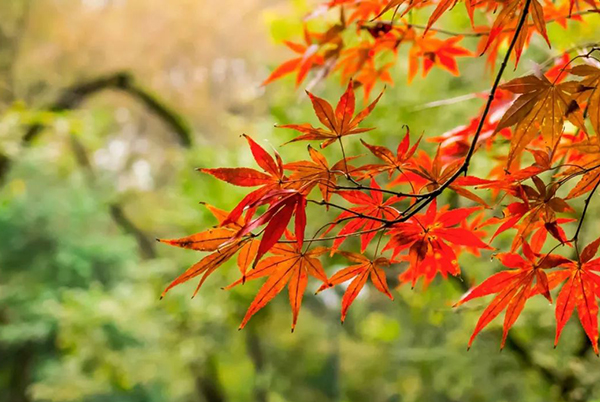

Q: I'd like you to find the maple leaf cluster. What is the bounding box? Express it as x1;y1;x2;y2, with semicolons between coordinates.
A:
262;0;597;96
159;0;600;352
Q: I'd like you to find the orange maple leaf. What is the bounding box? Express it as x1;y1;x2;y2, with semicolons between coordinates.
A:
225;242;330;331
317;251;394;322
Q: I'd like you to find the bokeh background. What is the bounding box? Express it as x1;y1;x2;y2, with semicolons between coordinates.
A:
1;1;600;401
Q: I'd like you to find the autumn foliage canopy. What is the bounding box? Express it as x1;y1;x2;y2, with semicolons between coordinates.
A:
159;0;600;352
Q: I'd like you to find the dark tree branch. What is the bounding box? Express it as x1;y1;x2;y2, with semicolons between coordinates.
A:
22;71;192;146
317;0;535;228
571;178;600;256
314;3;545;225
0;71;194;185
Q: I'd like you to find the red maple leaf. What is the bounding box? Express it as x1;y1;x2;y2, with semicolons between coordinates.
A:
386;199;492;287
455;240;570;349
200;135;308;264
391;148;488;205
284;145;354;202
491;178;574;250
354;127;420;180
278;80;383;148
544;237;600;354
317;251;394;322
327;179;402;253
262;27;325;87
408;35;471;83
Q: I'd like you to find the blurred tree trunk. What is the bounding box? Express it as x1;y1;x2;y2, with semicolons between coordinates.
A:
193;355;227;402
246;328;269;402
0;341;34;402
7;344;33;402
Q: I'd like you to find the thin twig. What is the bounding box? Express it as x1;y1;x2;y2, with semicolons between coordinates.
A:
570;177;600;248
308;199;391;224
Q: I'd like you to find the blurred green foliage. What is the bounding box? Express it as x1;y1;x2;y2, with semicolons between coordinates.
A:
1;1;600;402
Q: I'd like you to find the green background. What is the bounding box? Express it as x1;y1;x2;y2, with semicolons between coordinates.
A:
1;1;600;401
